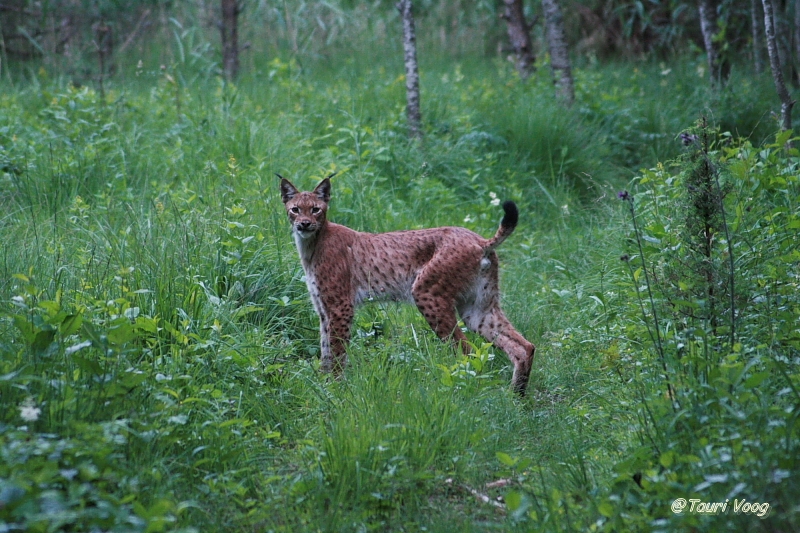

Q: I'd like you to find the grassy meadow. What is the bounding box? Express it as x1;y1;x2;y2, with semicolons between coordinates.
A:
1;41;798;532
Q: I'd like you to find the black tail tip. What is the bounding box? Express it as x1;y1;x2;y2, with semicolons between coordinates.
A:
501;200;518;228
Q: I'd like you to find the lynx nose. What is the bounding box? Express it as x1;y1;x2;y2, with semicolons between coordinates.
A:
298;220;312;231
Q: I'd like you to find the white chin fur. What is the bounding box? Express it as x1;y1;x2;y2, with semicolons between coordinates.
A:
295;229;315;239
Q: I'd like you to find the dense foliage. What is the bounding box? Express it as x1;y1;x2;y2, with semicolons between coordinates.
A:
0;0;777;70
0;31;797;533
602;124;800;530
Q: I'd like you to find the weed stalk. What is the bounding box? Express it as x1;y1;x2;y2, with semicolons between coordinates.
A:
619;191;676;409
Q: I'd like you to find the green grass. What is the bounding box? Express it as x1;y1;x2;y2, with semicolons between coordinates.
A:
1;47;797;532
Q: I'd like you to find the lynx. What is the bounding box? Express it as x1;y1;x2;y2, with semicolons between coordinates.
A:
279;176;535;395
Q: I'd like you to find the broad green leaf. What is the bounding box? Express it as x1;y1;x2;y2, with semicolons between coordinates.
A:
12;314;37;344
496;452;517;467
32;329;56;354
72;354;103;376
659;451;675;468
107;322;137;345
135;316;159;334
743;372;770;389
505;490;522;511
598;501;615;518
60;314;83;336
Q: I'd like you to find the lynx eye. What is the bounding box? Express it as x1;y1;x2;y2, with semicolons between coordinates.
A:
311;207;321;214
290;207;300;214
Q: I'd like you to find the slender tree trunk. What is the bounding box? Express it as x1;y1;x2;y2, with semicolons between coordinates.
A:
221;0;239;80
772;0;793;83
795;0;800;83
398;0;422;139
698;0;729;85
771;0;786;68
698;0;718;81
541;0;574;105
94;21;112;99
501;0;536;79
752;0;765;73
763;0;794;130
94;21;113;70
283;0;299;55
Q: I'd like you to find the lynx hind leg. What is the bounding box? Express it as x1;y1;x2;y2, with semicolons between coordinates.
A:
411;268;473;354
470;306;535;396
413;290;470;353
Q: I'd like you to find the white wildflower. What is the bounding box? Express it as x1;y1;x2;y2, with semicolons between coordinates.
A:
19;397;41;422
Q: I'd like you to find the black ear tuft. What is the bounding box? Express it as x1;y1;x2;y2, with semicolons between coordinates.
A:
279;175;299;204
313;177;332;203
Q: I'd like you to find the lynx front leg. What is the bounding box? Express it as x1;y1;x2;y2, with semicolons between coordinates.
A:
307;270;354;376
318;299;354;376
318;315;334;373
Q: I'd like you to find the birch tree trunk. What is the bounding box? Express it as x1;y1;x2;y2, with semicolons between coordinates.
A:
541;0;574;105
772;0;793;83
398;0;422;139
501;0;536;80
698;0;720;84
221;0;239;80
697;0;730;85
762;0;794;130
751;0;765;73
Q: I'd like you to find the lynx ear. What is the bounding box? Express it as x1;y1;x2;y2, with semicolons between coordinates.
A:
313;177;332;203
278;174;298;204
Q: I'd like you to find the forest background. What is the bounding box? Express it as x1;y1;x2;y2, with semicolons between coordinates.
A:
0;0;798;531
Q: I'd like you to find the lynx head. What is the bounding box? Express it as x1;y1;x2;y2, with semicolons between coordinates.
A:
279;175;331;239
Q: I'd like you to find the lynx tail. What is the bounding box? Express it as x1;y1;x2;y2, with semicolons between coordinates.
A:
485;200;518;252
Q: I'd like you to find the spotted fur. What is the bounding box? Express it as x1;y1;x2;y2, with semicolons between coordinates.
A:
279;176;535;395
